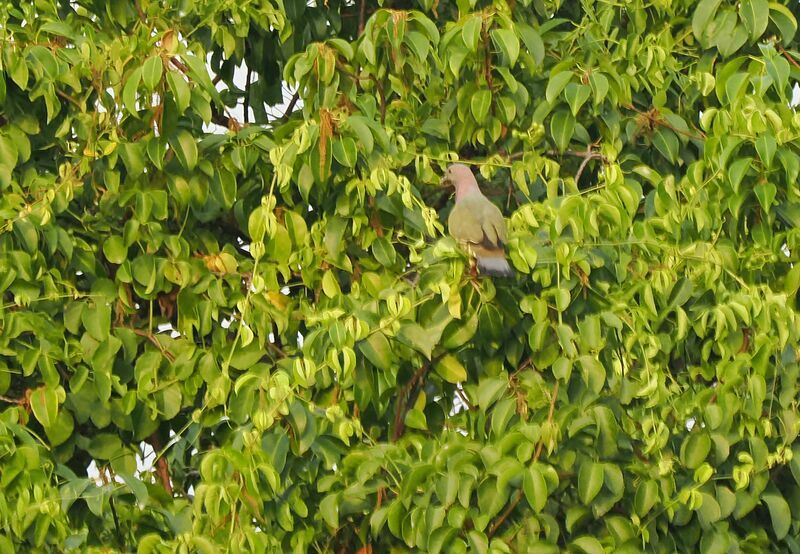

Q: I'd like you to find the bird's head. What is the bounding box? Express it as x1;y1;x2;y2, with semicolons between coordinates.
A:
441;163;481;200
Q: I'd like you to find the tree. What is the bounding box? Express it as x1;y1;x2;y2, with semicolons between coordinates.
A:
2;0;800;551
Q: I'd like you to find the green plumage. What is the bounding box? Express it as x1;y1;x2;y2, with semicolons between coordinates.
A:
448;194;507;248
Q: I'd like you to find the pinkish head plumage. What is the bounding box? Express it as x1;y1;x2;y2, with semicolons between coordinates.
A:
441;163;481;202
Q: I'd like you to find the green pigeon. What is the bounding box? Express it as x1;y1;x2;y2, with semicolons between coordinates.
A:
442;163;514;277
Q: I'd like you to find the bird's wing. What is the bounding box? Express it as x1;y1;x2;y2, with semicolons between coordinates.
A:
449;196;507;249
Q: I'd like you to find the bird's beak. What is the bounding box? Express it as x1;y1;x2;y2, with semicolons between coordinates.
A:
440;175;453;188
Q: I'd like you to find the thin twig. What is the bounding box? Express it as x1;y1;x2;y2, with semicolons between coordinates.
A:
0;394;25;404
391;358;436;441
128;328;176;363
280;91;300;120
243;65;252;124
109;497;126;552
488;490;523;538
455;387;475;411
56;89;83;110
779;44;800;70
358;0;367;35
534;381;559;461
574;151;604;184
168;56;190;74
149;433;174;496
488;381;559;538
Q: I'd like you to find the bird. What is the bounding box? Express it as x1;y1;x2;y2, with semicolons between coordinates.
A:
441;163;514;278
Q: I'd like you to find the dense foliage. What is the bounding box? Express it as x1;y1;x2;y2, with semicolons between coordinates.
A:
2;0;800;552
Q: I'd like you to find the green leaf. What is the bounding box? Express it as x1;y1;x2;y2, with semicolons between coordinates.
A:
523;465;548;512
571;536;605;554
693;0;724;43
45;410;74;446
564;83;591;116
763;490;791;539
87;433;123;459
588;72;609;105
332;137;357;167
477;376;507;409
397;323;438;359
550;110;575;152
681;432;711;469
30;386;59;429
634;480;658;517
404;408;427;430
321;271;340;298
755;133;777;168
739;0;769;40
769;3;797;45
119;472;149;505
728;157;752;193
471;89;492;124
765;55;789;95
434;355;467;384
142;55;164;91
167;71;191;114
578;461;604;505
319;493;340;528
372;237;396;267
546;71;573;104
461;15;481;51
653;129;679;164
517;23;544;65
359;332;394;371
171;130;198;171
346;115;374;153
123;67;142;117
491;28;520;66
755;183;777;212
103;236;127;265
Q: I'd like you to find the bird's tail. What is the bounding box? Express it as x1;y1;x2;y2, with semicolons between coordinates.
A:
477;255;514;277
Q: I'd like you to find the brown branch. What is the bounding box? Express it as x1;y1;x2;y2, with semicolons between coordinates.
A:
779;44;800;70
133;0;146;22
56;89;83;111
243;65;252;124
280;91;300;121
622;104;706;140
148;433;173;496
128;328;176;362
391;358;436;442
488;381;559;539
358;0;367;35
455;387;475;411
168;56;190;74
0;394;25;404
488;490;523;538
574;151;604;185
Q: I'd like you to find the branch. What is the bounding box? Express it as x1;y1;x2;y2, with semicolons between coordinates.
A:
149;433;174;496
279;91;300;121
488;381;559;538
0;394;25;404
168;56;189;74
128;327;176;363
56;89;83;111
455;387;475;411
488;490;523;538
574;151;604;185
243;65;252;124
358;0;367;35
391;357;436;442
779;44;800;70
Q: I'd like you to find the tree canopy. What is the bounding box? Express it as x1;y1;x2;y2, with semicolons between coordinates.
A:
2;0;800;552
